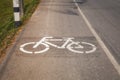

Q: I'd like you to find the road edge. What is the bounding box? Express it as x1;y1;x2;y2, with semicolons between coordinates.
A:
74;0;120;75
0;26;27;78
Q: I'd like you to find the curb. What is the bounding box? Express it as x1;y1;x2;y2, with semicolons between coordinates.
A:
0;26;25;78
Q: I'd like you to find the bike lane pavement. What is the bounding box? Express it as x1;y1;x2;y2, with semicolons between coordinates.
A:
0;0;120;80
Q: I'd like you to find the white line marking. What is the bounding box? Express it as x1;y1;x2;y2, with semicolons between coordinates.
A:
73;0;120;75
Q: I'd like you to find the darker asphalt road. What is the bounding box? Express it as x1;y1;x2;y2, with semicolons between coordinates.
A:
77;0;120;64
0;0;120;80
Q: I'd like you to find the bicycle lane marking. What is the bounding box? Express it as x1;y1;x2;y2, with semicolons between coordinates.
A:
73;0;120;75
20;42;50;54
19;37;97;54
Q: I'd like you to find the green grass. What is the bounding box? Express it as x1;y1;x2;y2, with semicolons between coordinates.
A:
0;0;13;26
0;0;40;56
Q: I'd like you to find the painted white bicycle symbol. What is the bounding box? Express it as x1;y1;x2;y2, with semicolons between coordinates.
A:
20;37;97;54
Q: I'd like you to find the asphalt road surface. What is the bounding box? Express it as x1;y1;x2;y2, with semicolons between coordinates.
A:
0;0;120;80
77;0;120;64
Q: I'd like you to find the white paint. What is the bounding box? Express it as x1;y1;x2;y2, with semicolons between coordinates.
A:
13;0;19;7
20;42;35;54
67;41;96;54
33;37;53;48
82;42;96;54
14;13;20;21
73;0;120;75
67;42;84;53
20;42;49;54
20;37;97;54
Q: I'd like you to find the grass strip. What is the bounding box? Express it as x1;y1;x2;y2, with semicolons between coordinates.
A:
0;0;40;59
